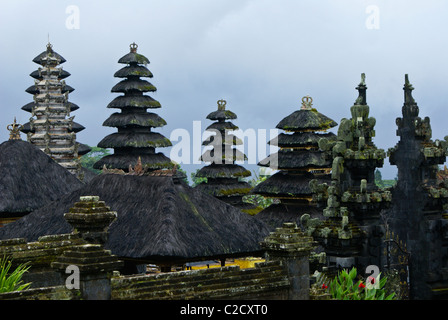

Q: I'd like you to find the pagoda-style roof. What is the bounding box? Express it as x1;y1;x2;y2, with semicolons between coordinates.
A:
94;43;173;172
270;132;336;148
253;171;331;198
0;140;84;215
258;149;332;170
107;95;161;109
195;164;251;179
276;97;337;132
0;174;270;264
32;48;66;65
195;100;259;214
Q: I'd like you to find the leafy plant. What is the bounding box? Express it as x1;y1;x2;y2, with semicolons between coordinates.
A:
0;256;31;293
327;267;395;300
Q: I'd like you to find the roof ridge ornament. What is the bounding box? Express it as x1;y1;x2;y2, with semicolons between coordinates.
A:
404;74;415;105
217;99;227;111
301;95;313;110
354;73;367;105
130;42;138;53
7;117;23;140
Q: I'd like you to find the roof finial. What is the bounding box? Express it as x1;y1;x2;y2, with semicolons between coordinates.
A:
130;42;138;53
217;99;227;111
301;95;313;110
7;117;23;140
404;74;415;105
354;73;367;105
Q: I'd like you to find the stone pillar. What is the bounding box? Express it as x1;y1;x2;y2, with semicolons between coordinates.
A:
51;196;123;300
261;222;317;300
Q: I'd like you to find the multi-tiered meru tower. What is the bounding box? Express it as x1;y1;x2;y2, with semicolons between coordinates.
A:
94;43;173;172
195;99;260;214
253;96;337;229
21;42;89;178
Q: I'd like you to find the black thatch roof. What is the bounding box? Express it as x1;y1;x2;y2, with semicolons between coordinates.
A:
276;109;337;132
93;152;173;171
255;202;322;230
252;171;331;198
25;84;74;95
111;79;157;93
32;49;66;65
195;164;251;179
206;109;237;121
107;95;161;109
102;112;166;128
21;101;79;113
0;140;84;215
195;180;252;198
270;132;337;148
114;65;153;78
97;132;172;149
0;174;270;263
258;149;332;170
118;52;150;65
30;69;71;80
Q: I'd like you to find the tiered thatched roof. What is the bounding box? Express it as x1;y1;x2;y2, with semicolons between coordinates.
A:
253;96;337;229
19;42;91;178
0;174;270;266
195;100;261;215
94;43;173;172
0;139;84;226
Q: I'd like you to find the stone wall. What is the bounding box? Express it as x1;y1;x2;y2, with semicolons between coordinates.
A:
0;196;315;300
111;261;289;300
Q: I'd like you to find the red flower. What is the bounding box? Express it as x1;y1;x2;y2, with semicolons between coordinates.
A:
321;283;328;290
359;282;366;289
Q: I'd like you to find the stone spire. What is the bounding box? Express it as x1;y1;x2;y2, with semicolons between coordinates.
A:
20;42;89;178
94;43;173;172
303;74;391;273
387;74;448;299
7;118;23;140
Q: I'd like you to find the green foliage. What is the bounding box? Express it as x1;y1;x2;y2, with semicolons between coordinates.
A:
242;171;277;209
374;169;397;188
0;256;31;293
190;169;207;187
326;267;395;300
80;146;111;174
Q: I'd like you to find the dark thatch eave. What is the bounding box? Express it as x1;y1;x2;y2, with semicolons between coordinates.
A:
0;140;84;214
33;50;66;65
255;203;322;231
25;84;75;95
114;65;153;78
252;171;331;197
206;109;237;121
21;101;80;113
0;175;270;263
202;133;243;146
195;180;252;198
97;132;172;149
93;153;174;171
200;148;247;163
21;121;85;134
258;149;331;170
206;121;239;132
107;95;161;109
77;143;92;156
30;69;71;80
195;164;251;179
102;112;167;129
118;52;150;65
276;109;337;132
111;79;156;93
269;132;337;148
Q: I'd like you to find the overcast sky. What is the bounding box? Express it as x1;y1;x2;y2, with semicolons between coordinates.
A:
1;0;448;179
